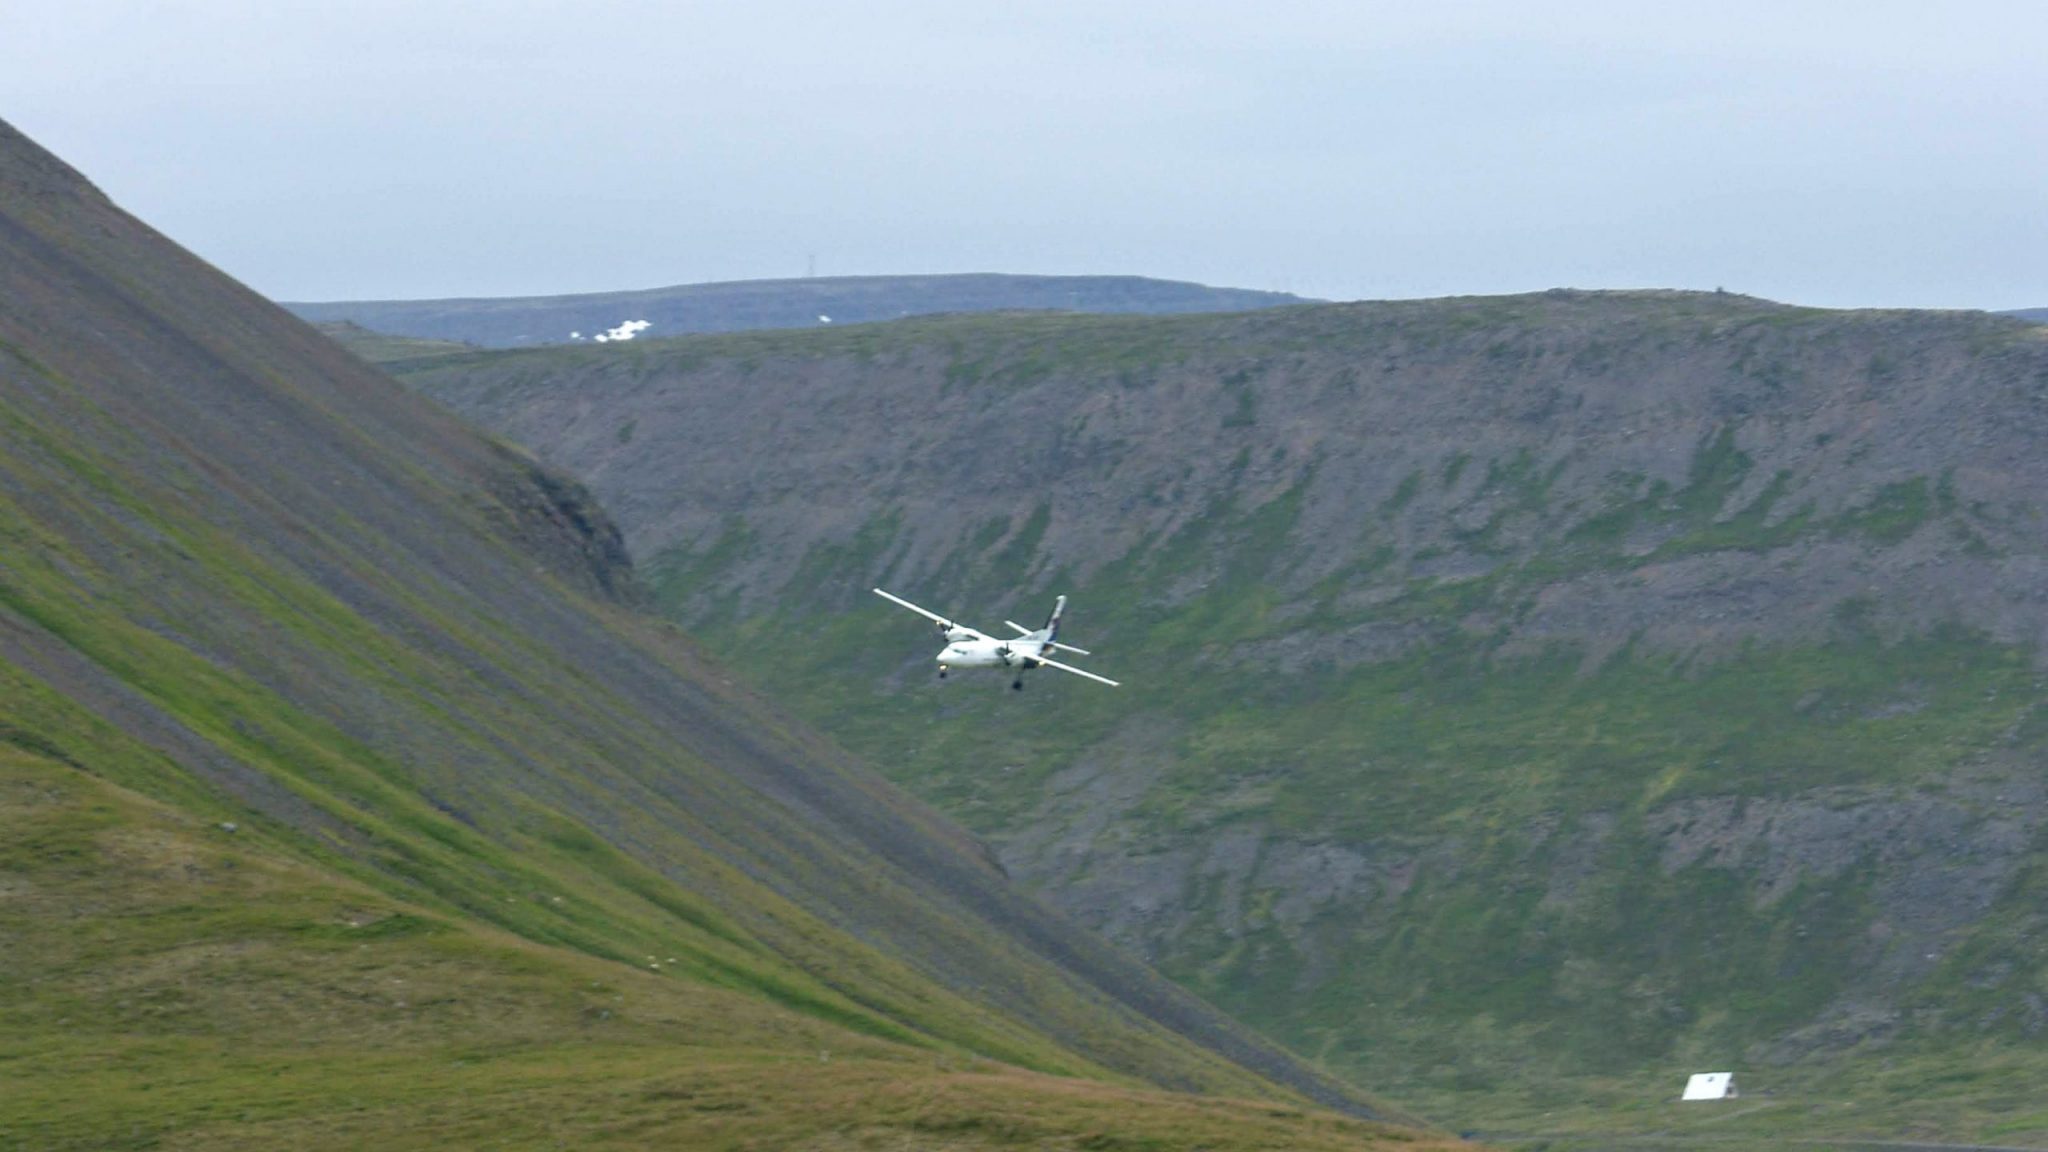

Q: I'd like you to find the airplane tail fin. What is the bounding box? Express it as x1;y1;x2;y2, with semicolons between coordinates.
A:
1043;595;1067;643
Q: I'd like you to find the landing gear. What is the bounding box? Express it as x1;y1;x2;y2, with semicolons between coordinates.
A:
938;664;948;680
1012;677;1025;691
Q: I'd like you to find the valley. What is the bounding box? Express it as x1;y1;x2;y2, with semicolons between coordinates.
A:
0;116;1434;1148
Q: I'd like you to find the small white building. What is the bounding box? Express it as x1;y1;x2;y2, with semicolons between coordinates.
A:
1681;1072;1738;1101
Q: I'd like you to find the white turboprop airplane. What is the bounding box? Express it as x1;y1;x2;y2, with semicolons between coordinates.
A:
872;587;1120;690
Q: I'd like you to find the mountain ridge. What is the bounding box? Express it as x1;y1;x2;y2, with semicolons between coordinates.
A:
284;273;1314;347
392;291;2048;1143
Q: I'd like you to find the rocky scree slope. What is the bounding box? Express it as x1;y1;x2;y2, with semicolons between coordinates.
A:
395;295;2048;1141
285;273;1311;348
0;116;1427;1149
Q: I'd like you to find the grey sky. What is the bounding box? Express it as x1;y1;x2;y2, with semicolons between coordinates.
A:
6;1;2045;308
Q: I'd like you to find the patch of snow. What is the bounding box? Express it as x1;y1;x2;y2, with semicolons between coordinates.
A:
592;319;652;343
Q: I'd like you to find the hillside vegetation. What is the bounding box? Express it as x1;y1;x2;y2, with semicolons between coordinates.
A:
397;292;2048;1145
0;117;1440;1148
285;273;1310;348
313;319;474;364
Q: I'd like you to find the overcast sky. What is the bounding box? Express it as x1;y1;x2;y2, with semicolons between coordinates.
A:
5;1;2045;308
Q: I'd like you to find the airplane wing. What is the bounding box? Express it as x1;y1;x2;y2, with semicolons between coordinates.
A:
1003;620;1092;656
1032;654;1120;687
873;588;993;641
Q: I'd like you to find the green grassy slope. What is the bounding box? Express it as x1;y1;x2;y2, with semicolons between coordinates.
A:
3;745;1457;1152
0;117;1428;1147
397;297;2048;1144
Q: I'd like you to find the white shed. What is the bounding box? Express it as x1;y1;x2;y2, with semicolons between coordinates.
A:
1681;1072;1738;1101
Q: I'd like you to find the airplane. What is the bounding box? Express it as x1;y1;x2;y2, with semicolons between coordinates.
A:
872;587;1120;690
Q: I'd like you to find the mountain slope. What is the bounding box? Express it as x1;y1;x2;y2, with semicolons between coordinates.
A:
283;273;1312;348
0;117;1433;1148
313;318;475;362
395;294;2048;1143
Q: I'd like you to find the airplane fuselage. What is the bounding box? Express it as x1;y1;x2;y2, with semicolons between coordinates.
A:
938;637;1048;670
